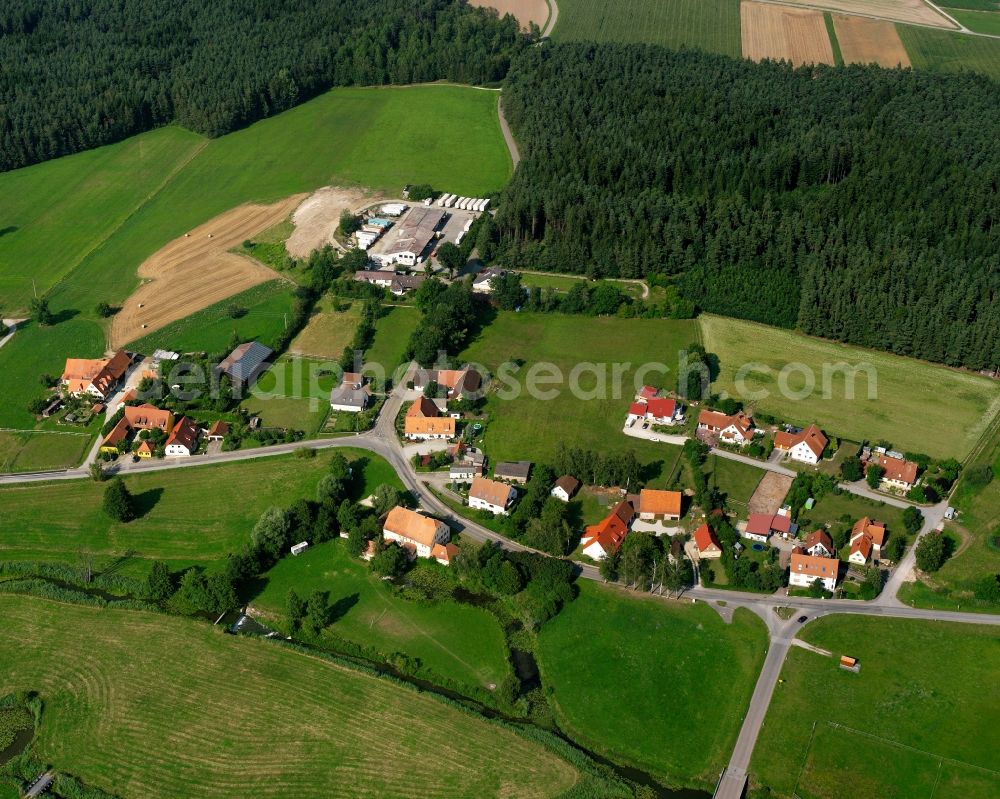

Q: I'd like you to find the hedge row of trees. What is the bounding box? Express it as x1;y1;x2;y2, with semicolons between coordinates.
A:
494;43;1000;370
0;0;530;171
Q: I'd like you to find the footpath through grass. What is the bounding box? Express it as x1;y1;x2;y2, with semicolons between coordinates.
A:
0;448;397;569
751;615;1000;799
537;582;768;789
700;314;1000;461
0;595;580;799
250;541;510;690
553;0;742;56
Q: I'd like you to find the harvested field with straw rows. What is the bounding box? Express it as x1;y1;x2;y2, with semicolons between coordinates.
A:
776;0;958;27
834;14;912;66
741;1;836;65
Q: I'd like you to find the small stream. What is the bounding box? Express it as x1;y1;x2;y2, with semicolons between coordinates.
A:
0;726;33;765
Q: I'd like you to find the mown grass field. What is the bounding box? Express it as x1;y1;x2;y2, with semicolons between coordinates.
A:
899;24;1000;80
899;430;1000;612
242;355;341;433
537;582;768;789
0;431;94;474
0;85;511;470
0;448;398;569
553;0;742;56
704;453;765;509
364;305;422;378
945;8;1000;33
699;315;1000;460
127;280;297;355
751;616;1000;799
0;595;579;799
289;299;361;359
251;542;510;689
459;312;699;464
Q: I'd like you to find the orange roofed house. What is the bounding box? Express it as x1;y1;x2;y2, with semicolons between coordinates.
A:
61;350;132;400
697;409;755;446
693;523;723;559
789;551;839;592
404;396;456;440
383;506;451;560
468;476;517;515
872;454;919;491
637;489;682;522
849;517;887;565
99;403;175;455
581;500;636;561
164;416;200;457
774;424;828;465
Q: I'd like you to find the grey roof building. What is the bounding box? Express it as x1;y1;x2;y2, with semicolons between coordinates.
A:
217;341;273;388
494;460;532;484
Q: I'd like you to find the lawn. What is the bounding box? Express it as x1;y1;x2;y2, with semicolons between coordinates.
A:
797;490;908;541
126;280;297;355
537;582;768;789
242;355;341;433
364;305;422;378
750;616;1000;799
898;24;1000;80
898;431;1000;612
0;84;510;466
699;314;1000;460
459;311;700;465
0;595;579;799
250;542;510;690
552;0;742;57
0;431;94;473
289;299;361;359
0;448;396;568
704;453;765;510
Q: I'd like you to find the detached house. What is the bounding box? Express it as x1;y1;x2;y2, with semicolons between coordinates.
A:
383;506;451;559
404;396;456;440
637;489;682;522
697;410;755;446
693;523;723;559
413;367;483;400
789;551;839;592
849;517;887;564
551;476;580;503
872;454;919;491
494;461;532;485
626;397;684;426
744;512;796;543
468;476;517;515
804;529;834;558
164;416;200;457
329;372;372;414
581;500;635;561
774;424;828;465
61;350;132;400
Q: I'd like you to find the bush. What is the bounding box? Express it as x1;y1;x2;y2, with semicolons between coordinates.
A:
965;464;994;489
915;533;947;572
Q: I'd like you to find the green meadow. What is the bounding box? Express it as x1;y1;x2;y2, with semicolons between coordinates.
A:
537;582;768;789
751;616;1000;799
700;314;1000;460
899;24;1000;81
0;596;579;799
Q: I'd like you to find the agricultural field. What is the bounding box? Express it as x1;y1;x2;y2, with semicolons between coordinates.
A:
898;432;1000;612
250;542;510;690
946;7;1000;32
751;616;1000;799
537;582;768;789
778;0;958;28
459;311;699;464
111;197;302;347
0;595;580;799
899;24;1000;79
834;14;912;66
741;1;836;65
0;448;395;569
469;0;551;29
242;356;341;433
0;431;94;474
363;306;422;378
699;315;1000;460
0;84;511;470
288;300;362;360
125;280;297;356
552;0;742;57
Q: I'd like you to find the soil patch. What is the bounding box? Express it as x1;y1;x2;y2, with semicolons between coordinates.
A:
741;0;836;66
834;14;912;67
113;196;304;348
748;471;794;515
286;186;387;259
469;0;550;29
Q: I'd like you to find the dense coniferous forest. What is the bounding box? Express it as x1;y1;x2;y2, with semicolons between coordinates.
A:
0;0;528;171
494;44;1000;370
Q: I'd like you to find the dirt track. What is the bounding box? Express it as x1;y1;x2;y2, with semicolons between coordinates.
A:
469;0;551;30
834;14;912;67
111;196;304;348
285;187;386;258
747;471;794;515
742;0;836;66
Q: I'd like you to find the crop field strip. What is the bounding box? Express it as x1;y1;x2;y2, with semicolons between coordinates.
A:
762;0;959;28
834;14;912;65
0;595;579;799
552;0;743;56
741;0;836;64
469;0;551;29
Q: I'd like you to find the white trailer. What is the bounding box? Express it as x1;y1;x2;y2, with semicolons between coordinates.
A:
480;198;490;211
472;199;485;212
380;203;407;217
445;195;457;208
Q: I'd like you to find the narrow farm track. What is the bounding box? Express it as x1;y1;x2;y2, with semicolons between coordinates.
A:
497;95;521;168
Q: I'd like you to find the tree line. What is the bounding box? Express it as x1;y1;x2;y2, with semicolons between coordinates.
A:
0;0;529;171
492;43;1000;371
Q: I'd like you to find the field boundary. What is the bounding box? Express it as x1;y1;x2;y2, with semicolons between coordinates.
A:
750;0;962;32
